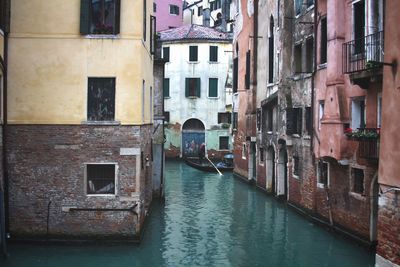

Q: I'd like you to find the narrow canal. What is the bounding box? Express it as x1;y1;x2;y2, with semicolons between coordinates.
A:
1;161;374;267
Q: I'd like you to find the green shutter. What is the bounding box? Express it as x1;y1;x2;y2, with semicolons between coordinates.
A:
189;46;198;61
196;78;201;97
209;78;218;97
185;78;189;97
114;0;121;34
163;78;169;97
210;46;218;62
80;0;91;35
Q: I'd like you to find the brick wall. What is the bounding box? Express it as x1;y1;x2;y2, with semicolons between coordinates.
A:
6;125;152;240
377;188;400;266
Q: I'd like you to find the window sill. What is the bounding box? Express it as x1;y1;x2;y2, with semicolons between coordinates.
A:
164;96;171;99
292;134;301;138
82;121;121;126
208;61;219;64
267;82;276;88
318;63;327;70
86;194;117;197
317;183;327;189
292;174;300;180
188;61;200;64
306;5;314;12
349;192;366;201
84;34;120;39
207;96;219;99
187;96;199;99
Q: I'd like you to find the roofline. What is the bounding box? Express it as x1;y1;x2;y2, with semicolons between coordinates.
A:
160;38;232;45
183;0;203;10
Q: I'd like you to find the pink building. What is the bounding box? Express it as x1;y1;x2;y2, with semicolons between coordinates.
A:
154;0;183;32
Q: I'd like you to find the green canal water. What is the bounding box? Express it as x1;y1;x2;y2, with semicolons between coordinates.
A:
1;161;374;267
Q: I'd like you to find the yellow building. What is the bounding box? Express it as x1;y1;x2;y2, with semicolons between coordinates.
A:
6;0;155;240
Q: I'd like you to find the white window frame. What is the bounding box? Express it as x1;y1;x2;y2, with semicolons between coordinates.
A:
351;97;366;130
85;163;118;197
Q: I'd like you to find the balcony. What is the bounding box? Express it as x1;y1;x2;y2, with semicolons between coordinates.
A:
346;128;380;160
342;31;384;87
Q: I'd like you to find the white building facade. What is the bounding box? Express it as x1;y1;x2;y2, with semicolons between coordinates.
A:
160;25;232;159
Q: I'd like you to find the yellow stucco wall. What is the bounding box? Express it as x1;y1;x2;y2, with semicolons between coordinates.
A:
8;0;154;125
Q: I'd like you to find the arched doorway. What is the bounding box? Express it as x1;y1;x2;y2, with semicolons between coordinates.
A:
266;146;275;194
277;140;287;197
182;119;205;158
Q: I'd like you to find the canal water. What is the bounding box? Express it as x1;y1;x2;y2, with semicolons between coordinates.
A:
1;161;374;267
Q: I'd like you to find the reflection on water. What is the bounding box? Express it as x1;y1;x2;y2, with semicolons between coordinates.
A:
1;161;374;267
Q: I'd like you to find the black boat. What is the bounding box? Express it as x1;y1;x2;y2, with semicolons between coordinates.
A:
184;154;234;173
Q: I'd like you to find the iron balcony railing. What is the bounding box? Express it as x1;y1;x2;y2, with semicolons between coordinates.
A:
346;128;380;160
343;31;384;74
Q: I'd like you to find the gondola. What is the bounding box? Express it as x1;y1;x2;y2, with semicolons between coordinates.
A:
184;154;234;173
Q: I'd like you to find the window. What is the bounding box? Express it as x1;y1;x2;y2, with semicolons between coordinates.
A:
320;17;327;64
377;94;382;128
242;143;247;159
163;47;170;62
295;0;302;15
353;0;365;54
86;164;116;195
352;168;364;194
256;108;261;130
268;17;275;84
259;148;265;162
305;107;312;135
317;160;329;187
170;4;179;15
143;0;146;41
265;108;273;132
142;80;145;122
163;78;170;97
233;112;238;130
218;112;231;124
245;50;251;89
305;37;314;73
150;15;156;55
185;78;201;97
87;78;115;121
164;111;170;122
351;97;366;130
286;107;302;135
219;136;229;150
80;0;121;35
198;6;203;16
209;78;218;97
294;44;302;73
319;101;324;130
189;46;198;62
233;57;238;93
153;3;157;12
210;46;218;62
293;155;300;178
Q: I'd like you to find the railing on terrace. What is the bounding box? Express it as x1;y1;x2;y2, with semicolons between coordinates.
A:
342;31;384;74
346;128;380;160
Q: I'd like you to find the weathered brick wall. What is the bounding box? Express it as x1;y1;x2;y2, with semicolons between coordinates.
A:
377;188;400;266
6;125;152;240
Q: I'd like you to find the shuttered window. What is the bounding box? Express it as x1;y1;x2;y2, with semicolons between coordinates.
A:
209;78;218;97
219;136;229;150
210;46;218;62
189;46;198;62
233;57;238;93
185;78;201;97
218;112;231;124
245;50;251;89
80;0;121;35
87;78;115;121
163;78;170;97
163;47;170;62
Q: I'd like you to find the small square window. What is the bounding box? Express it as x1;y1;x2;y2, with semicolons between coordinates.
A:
219;136;229;150
164;111;170;123
80;0;120;35
86;164;116;195
218;112;231;124
169;5;179;15
352;168;364;194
